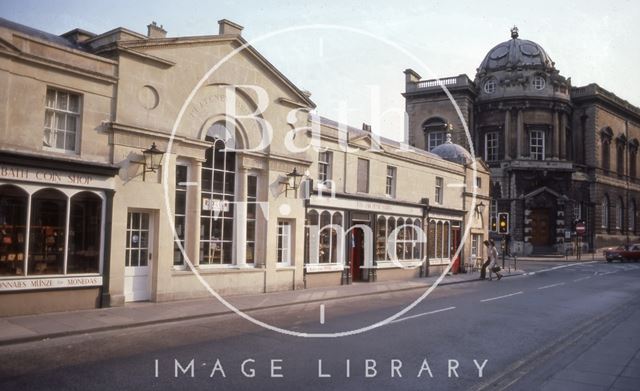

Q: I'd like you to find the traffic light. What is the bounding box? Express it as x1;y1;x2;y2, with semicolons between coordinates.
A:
498;212;509;234
490;216;497;232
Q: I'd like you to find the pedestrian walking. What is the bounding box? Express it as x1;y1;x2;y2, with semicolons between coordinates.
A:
480;239;502;280
479;240;492;280
487;239;503;281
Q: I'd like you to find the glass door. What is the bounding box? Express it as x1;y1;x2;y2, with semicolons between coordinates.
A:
124;211;153;302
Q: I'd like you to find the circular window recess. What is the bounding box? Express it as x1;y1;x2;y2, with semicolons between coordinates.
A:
533;76;546;90
138;85;160;110
484;78;497;94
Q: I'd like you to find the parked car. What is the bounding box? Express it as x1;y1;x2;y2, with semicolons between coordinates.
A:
603;244;640;262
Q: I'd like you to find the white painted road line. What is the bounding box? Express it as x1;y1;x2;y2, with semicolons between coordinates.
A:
391;306;456;324
319;304;325;324
573;276;592;282
525;261;599;276
480;291;524;302
537;282;566;290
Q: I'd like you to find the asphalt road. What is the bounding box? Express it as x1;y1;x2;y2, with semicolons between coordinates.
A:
1;261;639;391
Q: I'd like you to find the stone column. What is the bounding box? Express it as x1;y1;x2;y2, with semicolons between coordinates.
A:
234;167;248;267
553;111;560;159
188;160;202;267
504;110;511;160
560;112;567;160
516;109;524;158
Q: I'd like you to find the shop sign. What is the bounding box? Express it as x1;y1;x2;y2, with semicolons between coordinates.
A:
202;198;229;212
0;164;113;189
0;276;103;291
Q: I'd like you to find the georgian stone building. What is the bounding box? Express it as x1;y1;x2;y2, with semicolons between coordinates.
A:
0;17;489;316
404;27;640;254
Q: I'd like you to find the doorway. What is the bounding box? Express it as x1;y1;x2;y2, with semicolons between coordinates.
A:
530;208;551;246
124;211;153;302
350;227;365;281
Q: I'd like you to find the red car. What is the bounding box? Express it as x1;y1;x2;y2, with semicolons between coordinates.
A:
604;244;640;262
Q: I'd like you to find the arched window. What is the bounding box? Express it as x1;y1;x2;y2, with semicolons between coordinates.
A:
306;210;319;263
200;130;236;265
427;220;436;260
436;221;443;259
331;213;342;263
630;139;638;179
423;117;448;151
616;197;624;231
319;211;332;263
375;216;387;261
68;192;102;274
602;195;609;230
616;135;627;177
396;217;405;259
630;199;636;234
413;219;422;259
29;189;67;275
601;128;613;173
0;185;28;276
443;222;450;259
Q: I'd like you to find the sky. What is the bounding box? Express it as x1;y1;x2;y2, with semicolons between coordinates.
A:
1;0;639;141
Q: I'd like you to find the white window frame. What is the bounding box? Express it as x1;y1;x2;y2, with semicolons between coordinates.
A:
173;162;189;267
318;151;333;186
43;88;82;154
385;166;396;197
428;132;446;151
485;132;499;161
533;76;546;90
530;130;545;160
484;78;496;94
435;177;443;204
277;220;292;266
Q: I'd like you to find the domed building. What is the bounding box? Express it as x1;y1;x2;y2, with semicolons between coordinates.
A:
404;27;640;254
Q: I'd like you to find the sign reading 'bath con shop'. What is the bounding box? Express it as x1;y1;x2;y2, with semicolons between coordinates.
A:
0;164;113;189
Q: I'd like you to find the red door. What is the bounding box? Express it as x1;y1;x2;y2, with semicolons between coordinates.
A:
350;229;363;281
451;227;461;274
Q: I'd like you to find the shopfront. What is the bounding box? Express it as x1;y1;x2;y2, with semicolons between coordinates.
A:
304;194;428;287
0;152;117;316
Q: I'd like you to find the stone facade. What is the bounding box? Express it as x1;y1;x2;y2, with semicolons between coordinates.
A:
0;18;489;315
404;27;640;254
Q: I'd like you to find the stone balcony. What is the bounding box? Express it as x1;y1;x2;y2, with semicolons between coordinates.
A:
404;73;475;95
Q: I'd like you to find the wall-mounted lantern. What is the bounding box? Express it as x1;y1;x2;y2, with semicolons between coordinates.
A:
476;201;486;215
133;142;165;180
285;167;304;197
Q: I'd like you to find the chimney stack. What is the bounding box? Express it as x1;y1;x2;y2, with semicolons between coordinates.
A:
218;19;243;36
147;21;167;38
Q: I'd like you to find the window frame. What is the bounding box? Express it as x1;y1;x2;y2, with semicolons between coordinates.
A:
385;166;397;197
43;88;82;154
484;131;499;162
435;177;444;204
530;130;545;160
356;158;370;193
276;220;292;266
483;78;496;94
532;75;546;90
173;163;189;267
427;131;446;151
318;151;333;187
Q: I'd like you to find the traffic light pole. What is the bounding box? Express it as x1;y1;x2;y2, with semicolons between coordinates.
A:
502;234;506;268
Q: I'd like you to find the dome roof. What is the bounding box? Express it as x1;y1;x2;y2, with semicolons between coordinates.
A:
477;27;555;75
431;133;472;164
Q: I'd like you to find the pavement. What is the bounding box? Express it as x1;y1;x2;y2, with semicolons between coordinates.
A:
0;264;525;346
538;304;640;391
